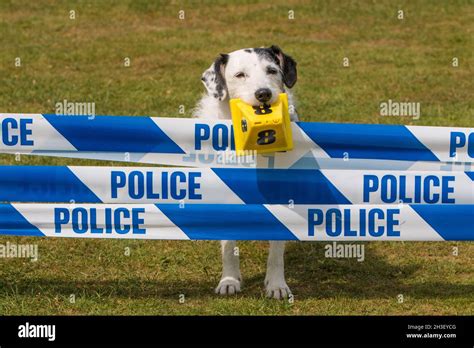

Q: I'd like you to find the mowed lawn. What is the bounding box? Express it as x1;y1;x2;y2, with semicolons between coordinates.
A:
0;0;473;315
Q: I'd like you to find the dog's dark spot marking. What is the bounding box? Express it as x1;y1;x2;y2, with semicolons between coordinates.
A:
244;49;252;53
253;47;280;65
255;46;298;88
213;53;229;100
201;54;229;100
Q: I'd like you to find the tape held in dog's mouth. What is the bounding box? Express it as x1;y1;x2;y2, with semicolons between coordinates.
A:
230;93;293;155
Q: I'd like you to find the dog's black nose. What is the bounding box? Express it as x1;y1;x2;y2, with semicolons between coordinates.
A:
255;88;272;103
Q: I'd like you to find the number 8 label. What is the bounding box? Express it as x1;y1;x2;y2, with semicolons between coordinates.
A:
257;130;276;145
253;104;273;115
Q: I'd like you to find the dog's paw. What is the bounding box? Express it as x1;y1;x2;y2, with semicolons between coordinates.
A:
265;278;291;300
215;276;241;296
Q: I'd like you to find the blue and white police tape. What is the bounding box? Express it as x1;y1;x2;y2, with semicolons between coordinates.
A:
0;166;473;205
0;203;472;241
1;114;473;169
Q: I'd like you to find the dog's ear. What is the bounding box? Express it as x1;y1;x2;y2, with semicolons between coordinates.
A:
201;53;229;101
270;45;297;88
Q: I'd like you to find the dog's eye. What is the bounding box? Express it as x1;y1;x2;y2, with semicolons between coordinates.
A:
234;72;246;79
266;67;278;75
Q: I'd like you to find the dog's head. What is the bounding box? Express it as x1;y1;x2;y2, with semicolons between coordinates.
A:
201;45;297;106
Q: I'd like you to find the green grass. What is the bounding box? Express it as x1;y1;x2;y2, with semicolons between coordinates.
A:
0;0;473;315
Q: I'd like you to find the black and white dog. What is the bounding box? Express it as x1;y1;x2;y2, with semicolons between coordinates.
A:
193;46;298;299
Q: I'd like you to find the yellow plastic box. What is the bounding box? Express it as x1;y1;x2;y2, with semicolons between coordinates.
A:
230;93;293;155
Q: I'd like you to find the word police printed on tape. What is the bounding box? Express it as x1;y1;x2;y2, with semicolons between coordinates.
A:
1;114;473;168
0;166;473;204
0;203;472;241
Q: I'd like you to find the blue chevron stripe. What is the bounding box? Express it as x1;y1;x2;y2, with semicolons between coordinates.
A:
0;166;101;203
297;122;439;162
411;204;474;241
212;168;351;204
0;205;45;236
43;115;185;154
156;204;298;240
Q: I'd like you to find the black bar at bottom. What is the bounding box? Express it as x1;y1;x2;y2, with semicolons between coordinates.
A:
0;316;472;346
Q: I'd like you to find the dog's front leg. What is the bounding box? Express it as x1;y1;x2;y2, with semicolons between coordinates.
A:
265;241;291;299
215;240;241;295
